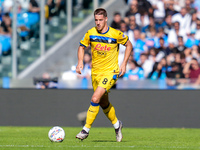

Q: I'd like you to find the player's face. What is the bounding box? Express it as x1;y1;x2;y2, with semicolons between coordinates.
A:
94;15;108;33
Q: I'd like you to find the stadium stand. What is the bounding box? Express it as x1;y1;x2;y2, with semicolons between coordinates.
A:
0;0;106;82
16;0;126;79
2;0;200;89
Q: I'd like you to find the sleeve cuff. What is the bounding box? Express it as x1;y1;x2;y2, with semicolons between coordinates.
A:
80;43;86;47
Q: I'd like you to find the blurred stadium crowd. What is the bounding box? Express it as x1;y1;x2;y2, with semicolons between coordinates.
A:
1;0;200;88
62;0;200;87
0;0;67;55
0;0;96;79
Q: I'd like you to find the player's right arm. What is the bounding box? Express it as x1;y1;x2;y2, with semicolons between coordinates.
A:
76;45;85;74
76;31;90;74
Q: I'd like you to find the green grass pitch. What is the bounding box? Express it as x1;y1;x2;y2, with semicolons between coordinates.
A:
0;126;199;150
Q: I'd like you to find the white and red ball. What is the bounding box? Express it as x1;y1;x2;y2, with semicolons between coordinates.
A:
48;126;65;142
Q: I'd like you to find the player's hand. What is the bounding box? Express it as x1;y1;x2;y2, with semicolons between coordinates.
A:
119;64;126;77
76;63;83;74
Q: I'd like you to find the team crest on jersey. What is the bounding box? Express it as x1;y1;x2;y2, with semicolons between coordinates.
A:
108;38;112;44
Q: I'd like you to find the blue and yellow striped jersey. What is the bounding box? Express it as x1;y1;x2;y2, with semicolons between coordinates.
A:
80;27;128;75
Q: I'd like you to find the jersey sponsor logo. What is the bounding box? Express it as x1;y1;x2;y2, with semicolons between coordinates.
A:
96;50;107;57
94;44;111;51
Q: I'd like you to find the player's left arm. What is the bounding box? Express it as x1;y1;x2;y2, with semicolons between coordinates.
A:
119;40;132;77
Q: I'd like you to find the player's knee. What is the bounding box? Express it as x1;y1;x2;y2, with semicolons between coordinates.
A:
91;96;100;104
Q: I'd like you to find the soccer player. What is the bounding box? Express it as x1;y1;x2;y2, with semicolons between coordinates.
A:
76;8;133;142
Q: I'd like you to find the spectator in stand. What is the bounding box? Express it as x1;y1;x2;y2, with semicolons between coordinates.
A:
18;0;30;13
165;0;179;16
124;0;139;24
168;21;187;46
28;0;40;41
185;0;196;15
167;51;186;80
127;0;152;16
123;59;145;80
171;0;186;12
148;47;158;63
184;47;193;63
194;18;200;40
155;18;167;31
110;12;122;30
151;0;165;23
138;53;154;78
175;36;187;53
131;29;147;61
0;13;12;36
126;15;140;47
29;0;40;13
132;0;152;27
145;27;159;49
176;52;187;71
166;42;178;54
156;37;170;62
191;45;200;62
127;15;140;32
119;20;128;35
148;57;167;80
55;0;66;16
118;21;131;67
189;11;198;31
163;14;173;36
142;16;156;37
172;7;191;31
126;53;134;72
46;0;56;23
138;0;153;16
136;8;150;28
183;58;200;84
184;29;199;48
156;27;168;47
165;61;185;86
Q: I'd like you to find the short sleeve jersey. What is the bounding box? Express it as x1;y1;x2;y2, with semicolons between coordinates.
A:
80;27;128;75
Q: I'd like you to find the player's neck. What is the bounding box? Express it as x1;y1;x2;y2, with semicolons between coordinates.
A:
99;25;109;34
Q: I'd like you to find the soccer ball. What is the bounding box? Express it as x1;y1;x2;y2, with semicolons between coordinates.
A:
48;126;65;142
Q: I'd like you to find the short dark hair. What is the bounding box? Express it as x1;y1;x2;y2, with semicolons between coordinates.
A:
159;37;164;41
114;12;121;16
94;8;107;17
130;59;139;67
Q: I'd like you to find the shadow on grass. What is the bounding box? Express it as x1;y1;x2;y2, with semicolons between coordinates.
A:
91;140;116;142
91;140;127;142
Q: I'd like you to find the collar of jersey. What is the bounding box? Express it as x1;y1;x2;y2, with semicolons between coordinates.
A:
98;26;109;34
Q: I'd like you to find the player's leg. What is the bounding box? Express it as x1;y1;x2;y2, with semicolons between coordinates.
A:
99;74;123;142
85;86;106;129
100;93;118;126
100;93;123;142
99;75;119;127
76;86;106;140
